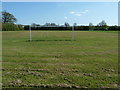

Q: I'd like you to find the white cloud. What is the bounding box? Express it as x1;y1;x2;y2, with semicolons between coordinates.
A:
81;10;89;14
74;13;81;16
69;10;88;17
64;16;68;19
70;11;75;14
85;10;89;12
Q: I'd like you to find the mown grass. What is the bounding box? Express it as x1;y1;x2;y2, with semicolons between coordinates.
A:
2;31;118;88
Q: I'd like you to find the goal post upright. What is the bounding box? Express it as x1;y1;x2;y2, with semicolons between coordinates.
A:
72;24;74;41
29;25;32;41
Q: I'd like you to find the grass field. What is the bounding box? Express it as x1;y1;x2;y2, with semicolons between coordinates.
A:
2;31;118;88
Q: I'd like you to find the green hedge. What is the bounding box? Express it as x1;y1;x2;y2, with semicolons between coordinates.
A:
24;25;120;31
2;23;20;31
0;22;2;31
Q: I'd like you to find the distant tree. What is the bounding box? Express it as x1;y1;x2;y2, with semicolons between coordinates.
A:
24;25;29;30
97;20;108;30
31;23;40;30
51;23;57;26
64;22;70;27
17;24;24;30
89;22;94;26
98;20;107;26
108;25;118;31
2;11;17;23
73;23;77;26
89;22;94;31
36;24;40;26
44;23;51;26
31;23;37;27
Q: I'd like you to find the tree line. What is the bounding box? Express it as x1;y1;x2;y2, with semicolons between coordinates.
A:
1;11;120;31
24;25;119;31
2;11;24;31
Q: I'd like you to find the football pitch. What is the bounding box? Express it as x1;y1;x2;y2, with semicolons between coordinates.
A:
2;31;118;88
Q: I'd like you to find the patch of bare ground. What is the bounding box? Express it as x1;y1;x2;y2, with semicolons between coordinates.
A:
5;83;81;89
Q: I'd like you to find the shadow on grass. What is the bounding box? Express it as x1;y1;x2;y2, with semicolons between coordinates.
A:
2;85;87;90
26;39;76;42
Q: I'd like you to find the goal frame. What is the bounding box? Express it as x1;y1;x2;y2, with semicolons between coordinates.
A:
29;25;75;41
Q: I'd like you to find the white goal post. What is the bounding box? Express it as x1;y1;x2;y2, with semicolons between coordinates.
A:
29;25;75;41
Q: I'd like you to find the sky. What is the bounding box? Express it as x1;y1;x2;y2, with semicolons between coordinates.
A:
1;0;120;2
2;2;118;26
